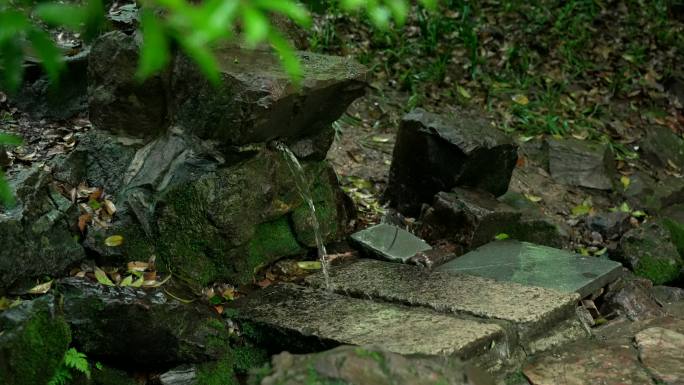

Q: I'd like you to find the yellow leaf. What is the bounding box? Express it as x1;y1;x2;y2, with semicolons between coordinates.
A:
512;94;529;105
28;280;53;294
456;85;471;99
104;235;124;247
131;276;144;288
296;261;322;270
620;176;630;190
524;193;543;202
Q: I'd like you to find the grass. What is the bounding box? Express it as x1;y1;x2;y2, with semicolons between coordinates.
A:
308;0;684;148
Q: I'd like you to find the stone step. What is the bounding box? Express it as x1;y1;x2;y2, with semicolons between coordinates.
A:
305;259;581;345
233;283;505;360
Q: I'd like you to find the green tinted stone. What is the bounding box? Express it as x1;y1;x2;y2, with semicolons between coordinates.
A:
350;223;431;263
436;240;622;297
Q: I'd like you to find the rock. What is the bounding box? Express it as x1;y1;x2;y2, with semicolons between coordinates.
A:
652;285;684;305
0;166;84;291
88;31;168;138
635;327;684;385
350;223;432;263
385;108;518;216
622;172;684;214
641;125;684;169
234;283;505;359
58;277;233;366
171;45;366;149
666;74;684;102
600;274;665;321
661;216;684;257
619;222;683;285
547;138;615;190
10;49;89;120
524;341;654;385
0;145;9;168
159;366;198;385
257;345;477;385
436;240;622;298
419;188;521;249
0;295;71;385
306;259;581;348
86;366;138;385
420;189;567;250
586;211;631;240
154;148;351;285
407;248;457;269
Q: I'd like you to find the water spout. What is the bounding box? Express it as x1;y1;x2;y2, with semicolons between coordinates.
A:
274;141;331;290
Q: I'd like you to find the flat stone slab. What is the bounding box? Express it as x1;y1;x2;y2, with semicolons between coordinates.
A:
436;240;622;297
233;284;504;359
635;327;684;384
305;259;578;336
350;223;431;263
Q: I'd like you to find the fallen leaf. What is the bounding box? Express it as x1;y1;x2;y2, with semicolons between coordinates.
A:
131;276;144;288
524;193;543;202
127;261;149;272
257;278;272;288
119;275;133;287
296;261;322;270
103;200;117;216
28;280;53;294
512;94;529;105
456;85;471;99
94;267;115;286
78;213;92;233
104;235;124;247
494;233;510;240
620;175;631;190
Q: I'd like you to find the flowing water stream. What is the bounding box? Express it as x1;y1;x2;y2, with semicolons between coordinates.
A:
275;142;331;290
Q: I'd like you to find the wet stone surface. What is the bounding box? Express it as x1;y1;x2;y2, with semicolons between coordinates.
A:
305;259;579;339
635;327;684;385
436;240;623;297
233;283;505;359
350;223;432;263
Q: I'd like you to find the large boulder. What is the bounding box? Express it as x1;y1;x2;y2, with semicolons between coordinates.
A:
58;277;233;366
0;166;84;291
385;108;518;216
171;45;366;149
88;31;168;138
0;295;71;385
419;188;567;250
641;125;684;169
547;138;615;190
619;222;683;285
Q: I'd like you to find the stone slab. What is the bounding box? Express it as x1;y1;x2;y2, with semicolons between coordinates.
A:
233;283;504;359
305;259;579;338
436;240;622;297
350;223;431;263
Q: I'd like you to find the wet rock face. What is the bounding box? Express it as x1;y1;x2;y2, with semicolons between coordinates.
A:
419;188;567;250
256;345;475;385
547;137;615;190
601;274;666;321
619;223;683;285
88;31;168;138
171;46;366;148
635;327;684;385
641;125;684;169
385;108;518;216
0;167;84;291
0;295;71;385
58;277;232;366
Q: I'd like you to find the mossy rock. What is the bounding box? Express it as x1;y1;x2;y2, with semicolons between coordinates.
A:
0;295;71;385
620;223;683;285
662;217;684;257
155;149;351;286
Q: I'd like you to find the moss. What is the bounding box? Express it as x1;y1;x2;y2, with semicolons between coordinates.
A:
246;363;272;385
0;297;71;385
634;253;681;285
196;356;239;385
232;345;269;374
662;218;684;257
245;216;305;281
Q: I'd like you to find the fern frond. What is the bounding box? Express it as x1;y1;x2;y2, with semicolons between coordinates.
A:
47;366;72;385
64;348;91;379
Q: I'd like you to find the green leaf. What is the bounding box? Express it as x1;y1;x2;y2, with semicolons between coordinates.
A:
27;28;65;84
94;267;115;286
0;170;15;208
0;133;22;146
255;0;312;27
241;5;269;46
386;0;408;25
177;37;220;84
119;275;133;287
0;38;25;92
494;233;510;241
64;348;91;379
0;10;30;40
34;3;89;30
137;9;170;80
268;30;302;83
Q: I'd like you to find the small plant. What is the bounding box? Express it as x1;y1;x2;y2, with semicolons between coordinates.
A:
48;348;92;385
